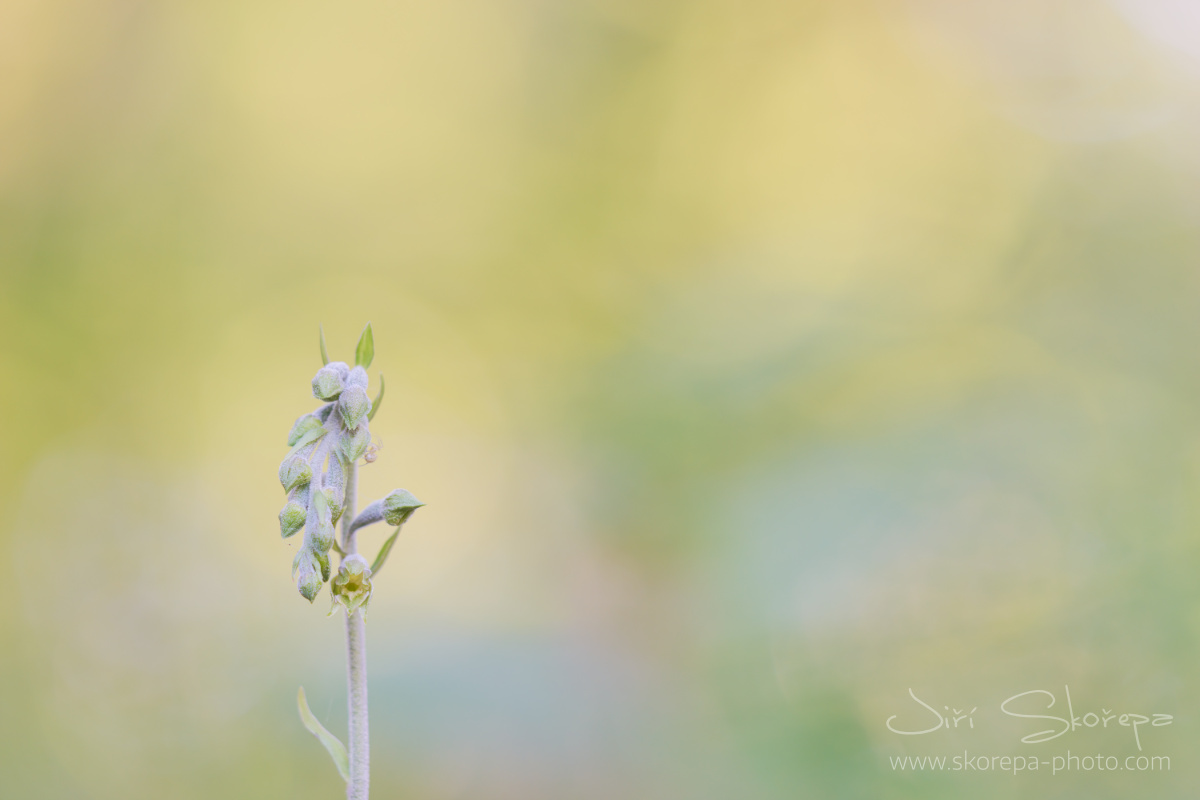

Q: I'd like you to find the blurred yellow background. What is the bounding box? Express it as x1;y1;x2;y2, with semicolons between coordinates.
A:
2;0;1199;797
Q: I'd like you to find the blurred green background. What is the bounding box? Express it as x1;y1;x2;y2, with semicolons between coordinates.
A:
2;0;1199;797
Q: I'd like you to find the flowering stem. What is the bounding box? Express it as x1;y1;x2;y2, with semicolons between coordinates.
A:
283;327;423;792
341;459;369;800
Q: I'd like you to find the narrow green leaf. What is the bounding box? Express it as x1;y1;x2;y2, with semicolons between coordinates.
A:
371;528;401;576
284;426;326;460
367;374;384;422
319;325;330;366
297;687;350;784
355;322;374;368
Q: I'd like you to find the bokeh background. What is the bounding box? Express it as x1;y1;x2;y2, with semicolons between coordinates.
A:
3;0;1200;797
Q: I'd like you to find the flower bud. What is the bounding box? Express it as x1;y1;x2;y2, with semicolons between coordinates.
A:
347;365;369;390
293;550;322;602
279;500;306;538
342;426;371;463
292;547;311;577
323;487;344;525
331;554;372;615
312;366;345;401
383;489;425;526
329;361;351;381
308;489;335;553
279;455;313;492
325;454;346;522
287;413;324;446
338;385;370;430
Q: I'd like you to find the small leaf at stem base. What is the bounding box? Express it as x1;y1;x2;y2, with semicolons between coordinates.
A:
297;687;350;784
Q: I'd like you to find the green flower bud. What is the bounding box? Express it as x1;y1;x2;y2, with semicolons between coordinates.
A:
342;426;371;463
338;385;370;430
279;501;306;538
292;547;309;577
312;366;345;401
293;550;322;602
323;487;343;525
287;413;324;446
329;490;349;526
287;482;311;507
279;455;313;492
326;454;346;522
330;554;372;616
347;365;369;390
383;488;425;526
329;361;350;381
308;489;335;553
316;549;331;582
312;519;335;554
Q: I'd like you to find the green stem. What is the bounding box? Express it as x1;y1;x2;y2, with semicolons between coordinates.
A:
341;459;369;800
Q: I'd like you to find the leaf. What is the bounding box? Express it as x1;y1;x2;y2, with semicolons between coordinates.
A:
284;426;326;460
297;687;350;784
367;374;384;422
319;325;330;365
371;528;401;576
355;322;374;369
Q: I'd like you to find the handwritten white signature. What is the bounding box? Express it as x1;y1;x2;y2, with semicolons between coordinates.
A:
886;686;1172;751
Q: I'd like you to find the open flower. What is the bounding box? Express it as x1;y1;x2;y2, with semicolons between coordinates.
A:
330;554;373;616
